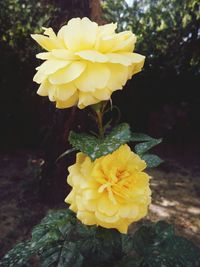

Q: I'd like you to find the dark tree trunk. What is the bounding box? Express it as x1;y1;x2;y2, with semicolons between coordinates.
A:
39;0;103;204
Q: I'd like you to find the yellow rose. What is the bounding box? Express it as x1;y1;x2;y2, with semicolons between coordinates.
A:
31;17;145;109
65;144;151;233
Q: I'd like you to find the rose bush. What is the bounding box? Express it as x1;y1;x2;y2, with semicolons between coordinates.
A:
65;144;151;233
31;17;145;109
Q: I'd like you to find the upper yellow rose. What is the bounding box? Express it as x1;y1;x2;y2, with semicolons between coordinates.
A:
31;17;145;109
65;144;151;233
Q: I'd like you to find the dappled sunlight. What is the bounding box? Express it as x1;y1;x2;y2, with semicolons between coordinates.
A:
148;168;200;247
150;204;170;218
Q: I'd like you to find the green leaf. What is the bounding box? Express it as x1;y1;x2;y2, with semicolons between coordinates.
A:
142;154;164;168
115;254;142;267
135;138;162;155
69;123;131;161
131;133;155;142
31;209;76;248
40;245;61;267
0;210;77;267
133;221;200;267
57;241;83;267
0;241;34;267
79;227;122;267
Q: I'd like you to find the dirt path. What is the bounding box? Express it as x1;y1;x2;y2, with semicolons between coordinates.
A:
0;151;200;259
148;164;200;247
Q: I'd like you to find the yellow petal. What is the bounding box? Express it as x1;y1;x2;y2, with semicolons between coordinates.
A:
76;152;86;164
95;210;119;223
56;91;78;109
106;64;129;91
96;34;118;53
49;62;86;84
48;87;56;101
37;80;50;96
36;52;52;60
111;145;132;169
31;34;56;51
77;211;97;225
36;60;70;75
54;84;77;101
112;32;136;52
65;191;74;204
97;195;119;216
42;27;65;49
127;154;147;172
52;49;77;60
98;23;117;36
82;189;99;200
93;88;111;100
75;50;108;63
33;71;47;84
82;198;97;212
78;92;99;109
42;27;56;38
97;31;132;53
116;222;128;234
107;52;144;66
75;63;110;92
62;17;98;51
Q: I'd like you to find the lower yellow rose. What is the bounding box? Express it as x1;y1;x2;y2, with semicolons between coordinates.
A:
65;144;151;233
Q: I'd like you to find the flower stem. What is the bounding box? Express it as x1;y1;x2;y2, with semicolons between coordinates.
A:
96;109;104;138
92;101;108;139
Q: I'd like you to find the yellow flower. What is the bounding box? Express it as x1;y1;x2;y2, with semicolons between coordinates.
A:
31;17;145;109
65;144;151;233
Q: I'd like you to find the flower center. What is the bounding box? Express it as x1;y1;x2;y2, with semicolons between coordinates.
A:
97;168;133;204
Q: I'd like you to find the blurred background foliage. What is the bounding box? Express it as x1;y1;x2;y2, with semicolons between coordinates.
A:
0;0;59;149
102;0;200;146
103;0;200;76
0;0;200;151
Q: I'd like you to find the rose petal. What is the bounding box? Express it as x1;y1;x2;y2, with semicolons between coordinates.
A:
76;63;110;92
56;91;78;108
49;62;86;84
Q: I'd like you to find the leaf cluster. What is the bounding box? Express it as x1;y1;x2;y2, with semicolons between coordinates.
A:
1;210;200;267
68;123;163;168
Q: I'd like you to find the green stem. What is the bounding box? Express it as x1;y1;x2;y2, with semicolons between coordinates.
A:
92;101;108;139
96;109;104;138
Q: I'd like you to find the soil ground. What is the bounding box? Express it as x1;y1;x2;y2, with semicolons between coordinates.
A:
0;150;200;259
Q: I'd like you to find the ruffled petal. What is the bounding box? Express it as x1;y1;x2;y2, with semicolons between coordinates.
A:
93;88;111;100
56;91;78;108
52;49;78;60
33;71;47;84
95;210;119;223
36;60;70;75
49;62;86;84
36;52;52;60
75;50;108;63
98;23;117;36
54;83;77;101
77;211;97;225
75;63;110;92
62;17;98;51
107;63;129;91
97;195;119;216
31;34;55;51
31;35;63;52
37;80;50;96
113;34;136;52
78;91;99;109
